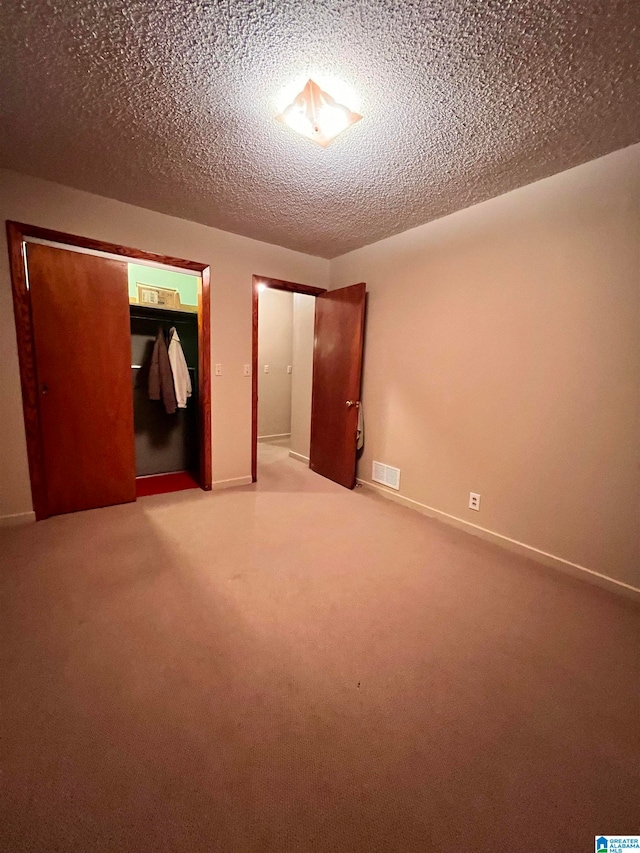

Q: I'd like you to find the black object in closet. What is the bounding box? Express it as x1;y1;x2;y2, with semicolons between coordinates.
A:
129;305;199;478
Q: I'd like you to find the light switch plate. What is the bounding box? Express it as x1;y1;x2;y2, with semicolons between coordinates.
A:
243;364;251;377
215;364;222;376
264;364;270;373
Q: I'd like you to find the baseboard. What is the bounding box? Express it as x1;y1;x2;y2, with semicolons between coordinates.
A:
0;511;36;527
258;433;291;441
288;451;309;464
357;479;640;603
212;475;253;491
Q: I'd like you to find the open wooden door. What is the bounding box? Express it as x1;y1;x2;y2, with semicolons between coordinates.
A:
26;243;136;517
309;282;366;488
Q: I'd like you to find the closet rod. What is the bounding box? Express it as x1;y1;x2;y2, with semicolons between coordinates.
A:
131;364;196;371
129;315;197;326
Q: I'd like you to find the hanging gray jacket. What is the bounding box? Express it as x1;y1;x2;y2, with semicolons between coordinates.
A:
149;328;177;414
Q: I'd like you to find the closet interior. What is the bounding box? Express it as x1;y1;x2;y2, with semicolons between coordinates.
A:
131;308;199;487
128;262;201;496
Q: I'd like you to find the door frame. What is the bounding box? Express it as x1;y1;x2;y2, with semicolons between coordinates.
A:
251;275;326;482
7;220;212;519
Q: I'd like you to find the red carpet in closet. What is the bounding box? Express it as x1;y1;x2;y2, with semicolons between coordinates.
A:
135;471;200;498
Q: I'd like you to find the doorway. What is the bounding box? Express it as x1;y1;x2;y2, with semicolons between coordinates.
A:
7;221;212;520
252;276;324;482
251;275;367;489
255;285;316;480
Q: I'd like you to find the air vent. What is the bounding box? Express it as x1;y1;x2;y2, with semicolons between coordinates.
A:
372;461;401;490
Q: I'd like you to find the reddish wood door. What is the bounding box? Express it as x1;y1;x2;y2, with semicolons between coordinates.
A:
309;282;366;488
26;243;136;516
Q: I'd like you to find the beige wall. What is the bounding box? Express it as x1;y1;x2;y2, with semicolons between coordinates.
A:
331;144;640;588
290;293;316;460
257;288;293;438
0;169;329;518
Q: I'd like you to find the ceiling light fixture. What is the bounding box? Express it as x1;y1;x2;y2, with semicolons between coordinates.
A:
276;79;362;147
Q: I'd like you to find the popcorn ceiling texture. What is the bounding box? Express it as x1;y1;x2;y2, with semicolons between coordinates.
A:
1;0;639;258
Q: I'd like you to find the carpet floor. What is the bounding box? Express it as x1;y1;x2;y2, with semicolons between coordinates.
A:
1;444;638;852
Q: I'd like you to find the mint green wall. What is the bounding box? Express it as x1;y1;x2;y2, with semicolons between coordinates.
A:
128;263;199;307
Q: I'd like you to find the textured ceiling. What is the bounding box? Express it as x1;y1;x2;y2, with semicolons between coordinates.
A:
1;0;639;258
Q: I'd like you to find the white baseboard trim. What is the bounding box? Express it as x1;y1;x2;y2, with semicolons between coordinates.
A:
258;433;291;441
0;511;36;528
357;479;640;603
288;451;310;464
212;475;253;491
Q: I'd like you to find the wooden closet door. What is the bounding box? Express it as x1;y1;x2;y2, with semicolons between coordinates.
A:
26;243;136;516
309;282;366;489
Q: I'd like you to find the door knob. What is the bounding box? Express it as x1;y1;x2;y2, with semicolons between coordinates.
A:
41;384;49;395
345;400;360;408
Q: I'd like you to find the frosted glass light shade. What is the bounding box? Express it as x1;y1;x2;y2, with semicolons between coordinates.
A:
276;79;362;147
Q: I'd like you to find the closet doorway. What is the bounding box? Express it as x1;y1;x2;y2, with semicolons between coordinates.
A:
7;221;211;520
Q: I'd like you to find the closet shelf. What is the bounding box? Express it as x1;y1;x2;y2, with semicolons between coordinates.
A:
130;305;197;324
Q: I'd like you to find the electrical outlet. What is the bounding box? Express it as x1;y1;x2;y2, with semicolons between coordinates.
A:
243;364;251;377
469;492;481;511
264;364;270;373
215;364;222;376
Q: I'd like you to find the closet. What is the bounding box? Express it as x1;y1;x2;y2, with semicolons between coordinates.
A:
130;306;199;482
12;229;210;520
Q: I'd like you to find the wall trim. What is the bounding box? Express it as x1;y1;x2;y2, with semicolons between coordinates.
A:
258;433;291;441
289;451;310;464
212;475;253;490
358;478;640;603
0;511;36;527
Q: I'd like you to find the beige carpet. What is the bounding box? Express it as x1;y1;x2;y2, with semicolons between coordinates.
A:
1;444;638;852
